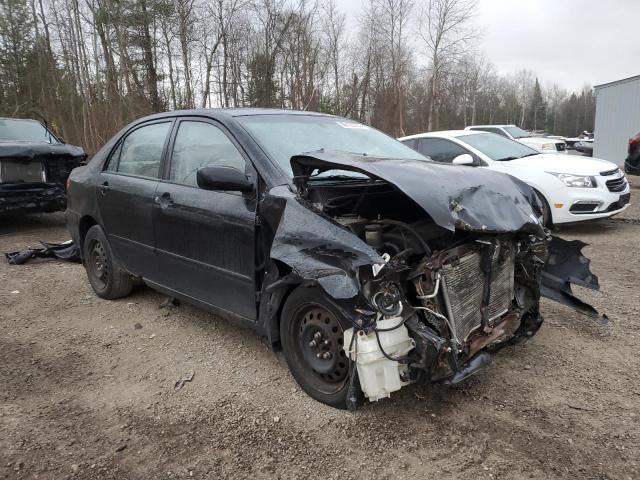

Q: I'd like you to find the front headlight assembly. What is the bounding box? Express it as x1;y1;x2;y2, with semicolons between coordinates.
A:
548;172;597;188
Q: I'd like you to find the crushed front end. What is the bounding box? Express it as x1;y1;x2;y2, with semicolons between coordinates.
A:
280;151;602;406
0;143;86;215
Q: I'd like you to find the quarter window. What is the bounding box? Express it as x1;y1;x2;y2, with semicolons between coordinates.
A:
169;121;245;187
108;122;171;178
416;138;469;163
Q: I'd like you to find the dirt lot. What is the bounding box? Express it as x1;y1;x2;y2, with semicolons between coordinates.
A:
1;187;639;480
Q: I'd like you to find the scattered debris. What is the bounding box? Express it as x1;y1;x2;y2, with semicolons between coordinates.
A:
134;323;143;330
567;403;595;412
11;290;19;294
149;334;156;339
5;240;80;265
174;371;195;390
115;444;127;453
159;297;180;309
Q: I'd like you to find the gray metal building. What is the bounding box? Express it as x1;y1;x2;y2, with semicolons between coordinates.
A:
594;74;640;165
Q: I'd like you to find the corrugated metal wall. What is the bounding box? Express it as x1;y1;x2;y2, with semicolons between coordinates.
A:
594;76;640;166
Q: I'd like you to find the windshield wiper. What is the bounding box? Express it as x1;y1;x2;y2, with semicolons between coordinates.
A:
518;153;538;159
308;175;369;182
496;156;519;161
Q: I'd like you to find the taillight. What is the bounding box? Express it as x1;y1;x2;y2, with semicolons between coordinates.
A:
629;133;640;145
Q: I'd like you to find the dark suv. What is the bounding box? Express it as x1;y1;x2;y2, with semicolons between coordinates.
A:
65;109;599;409
0;118;86;215
625;131;640;175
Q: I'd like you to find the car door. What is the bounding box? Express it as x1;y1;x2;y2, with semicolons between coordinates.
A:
97;120;173;277
151;118;257;321
415;138;478;164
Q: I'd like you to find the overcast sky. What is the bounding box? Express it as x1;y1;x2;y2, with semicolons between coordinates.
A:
336;0;640;91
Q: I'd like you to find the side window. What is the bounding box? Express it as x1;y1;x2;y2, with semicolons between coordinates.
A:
401;139;417;150
169;121;246;187
488;128;508;138
416;138;469;163
107;122;171;178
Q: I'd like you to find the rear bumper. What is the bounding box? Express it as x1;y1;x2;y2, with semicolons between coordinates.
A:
0;182;66;215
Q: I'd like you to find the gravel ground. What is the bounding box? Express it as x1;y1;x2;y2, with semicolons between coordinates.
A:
1;184;639;480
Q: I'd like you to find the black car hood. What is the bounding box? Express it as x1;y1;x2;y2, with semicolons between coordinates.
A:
291;151;544;234
0;142;86;162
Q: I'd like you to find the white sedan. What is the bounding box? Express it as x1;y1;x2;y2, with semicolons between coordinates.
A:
398;130;630;226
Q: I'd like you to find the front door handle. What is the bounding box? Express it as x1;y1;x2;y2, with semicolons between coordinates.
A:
98;181;109;195
156;192;174;209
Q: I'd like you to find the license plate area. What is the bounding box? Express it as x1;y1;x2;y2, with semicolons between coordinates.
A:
0;161;45;183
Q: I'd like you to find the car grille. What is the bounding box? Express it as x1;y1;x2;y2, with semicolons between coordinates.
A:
600;168;628;192
606;177;627;192
606;193;631;212
440;245;515;346
555;143;566;152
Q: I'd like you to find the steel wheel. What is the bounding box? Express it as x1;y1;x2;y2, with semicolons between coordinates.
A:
88;238;109;290
280;285;357;408
82;225;133;299
296;306;349;388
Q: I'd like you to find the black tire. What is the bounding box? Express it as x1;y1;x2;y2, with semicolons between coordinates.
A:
534;189;552;227
83;225;133;299
280;286;353;409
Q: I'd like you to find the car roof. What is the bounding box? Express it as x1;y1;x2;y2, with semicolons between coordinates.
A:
399;130;478;140
131;108;334;124
467;124;516;128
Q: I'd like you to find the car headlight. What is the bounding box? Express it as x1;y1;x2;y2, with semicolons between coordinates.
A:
548;172;597;188
541;143;555;150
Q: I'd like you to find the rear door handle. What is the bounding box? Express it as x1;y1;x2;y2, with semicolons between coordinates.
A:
98;181;109;195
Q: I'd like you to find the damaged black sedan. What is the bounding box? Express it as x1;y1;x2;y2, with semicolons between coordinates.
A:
66;109;600;409
0;118;86;215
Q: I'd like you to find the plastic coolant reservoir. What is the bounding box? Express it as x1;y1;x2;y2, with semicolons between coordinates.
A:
343;317;416;402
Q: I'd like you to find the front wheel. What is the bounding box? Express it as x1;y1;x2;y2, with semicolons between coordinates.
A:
534;189;552;227
83;225;133;299
280;286;354;408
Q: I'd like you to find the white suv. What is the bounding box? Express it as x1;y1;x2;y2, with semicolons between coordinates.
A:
465;125;567;154
399;130;630;226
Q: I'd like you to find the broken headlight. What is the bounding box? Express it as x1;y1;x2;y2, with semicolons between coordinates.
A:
548;172;597;188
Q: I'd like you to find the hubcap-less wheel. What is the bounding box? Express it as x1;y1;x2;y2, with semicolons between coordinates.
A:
88;239;109;290
295;306;349;391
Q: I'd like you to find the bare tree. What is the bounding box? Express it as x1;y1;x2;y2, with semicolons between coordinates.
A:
418;0;478;130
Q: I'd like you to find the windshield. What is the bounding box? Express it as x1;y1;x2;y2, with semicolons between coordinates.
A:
236;114;427;176
459;133;540;161
0;119;59;144
503;126;529;139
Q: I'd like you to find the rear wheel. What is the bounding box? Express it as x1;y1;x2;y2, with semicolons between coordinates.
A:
280;286;353;408
83;225;133;299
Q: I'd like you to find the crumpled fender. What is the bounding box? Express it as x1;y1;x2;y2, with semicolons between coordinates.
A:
290;151;546;234
261;186;383;300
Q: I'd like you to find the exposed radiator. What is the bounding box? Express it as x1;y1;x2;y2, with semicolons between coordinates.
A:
440;244;515;346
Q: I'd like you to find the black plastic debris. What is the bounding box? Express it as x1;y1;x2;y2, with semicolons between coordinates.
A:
5;240;80;265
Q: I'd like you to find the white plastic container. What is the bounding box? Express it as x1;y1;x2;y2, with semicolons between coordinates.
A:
343;317;415;401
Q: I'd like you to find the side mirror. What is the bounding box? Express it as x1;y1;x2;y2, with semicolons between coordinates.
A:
196;166;253;192
452;154;475;166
